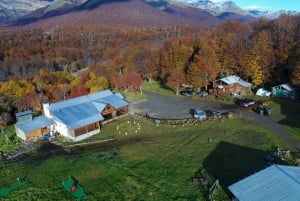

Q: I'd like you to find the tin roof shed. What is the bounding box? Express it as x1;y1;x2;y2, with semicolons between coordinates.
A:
228;164;300;201
16;115;55;133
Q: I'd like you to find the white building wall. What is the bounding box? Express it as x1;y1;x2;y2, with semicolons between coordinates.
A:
42;103;51;117
15;126;26;141
54;121;70;138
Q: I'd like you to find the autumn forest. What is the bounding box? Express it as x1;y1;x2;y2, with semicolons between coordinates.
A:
0;14;300;123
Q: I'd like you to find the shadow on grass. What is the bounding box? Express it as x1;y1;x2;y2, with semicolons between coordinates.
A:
272;98;300;129
203;141;288;192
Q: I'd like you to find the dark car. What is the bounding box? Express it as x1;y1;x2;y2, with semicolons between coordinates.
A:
206;110;221;118
256;106;271;115
197;90;208;97
180;90;193;97
240;99;255;107
191;109;207;120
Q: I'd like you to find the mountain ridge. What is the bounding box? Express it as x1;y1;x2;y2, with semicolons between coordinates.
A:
0;0;53;23
189;0;299;19
7;0;226;30
2;0;298;29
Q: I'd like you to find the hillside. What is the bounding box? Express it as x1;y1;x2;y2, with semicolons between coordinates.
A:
8;0;222;30
0;0;52;23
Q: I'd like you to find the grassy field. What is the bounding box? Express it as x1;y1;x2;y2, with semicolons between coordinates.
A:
0;116;292;201
270;98;300;140
0;126;22;153
0;82;298;200
142;81;176;96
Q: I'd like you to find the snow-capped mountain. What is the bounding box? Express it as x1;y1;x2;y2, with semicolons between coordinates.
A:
248;9;299;19
219;1;250;16
188;0;299;19
0;0;298;26
191;0;252;17
190;0;219;15
0;0;53;23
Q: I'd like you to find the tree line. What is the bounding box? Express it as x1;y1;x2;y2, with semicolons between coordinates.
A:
0;14;300;124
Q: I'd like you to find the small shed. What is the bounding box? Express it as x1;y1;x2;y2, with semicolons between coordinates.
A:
15;110;33;123
228;164;300;201
272;83;297;99
15;115;55;141
210;75;252;96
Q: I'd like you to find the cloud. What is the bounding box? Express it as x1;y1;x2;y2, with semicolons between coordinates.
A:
182;0;230;4
211;0;229;3
244;5;268;11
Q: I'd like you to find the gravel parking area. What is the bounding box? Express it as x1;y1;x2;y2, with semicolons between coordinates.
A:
129;91;238;119
129;91;300;150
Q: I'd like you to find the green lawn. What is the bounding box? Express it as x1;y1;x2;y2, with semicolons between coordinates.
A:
270;98;300;140
1;82;299;200
0;117;292;201
142;81;176;96
0;126;22;153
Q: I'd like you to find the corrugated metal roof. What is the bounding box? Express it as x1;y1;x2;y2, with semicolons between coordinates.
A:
228;164;300;201
51;102;104;129
16;115;55;133
69;115;103;129
92;102;106;112
96;95;129;108
49;96;89;111
220;75;252;87
48;90;127;129
87;89;113;100
114;92;125;99
277;83;294;91
238;79;252;87
15;110;32;118
220;75;240;84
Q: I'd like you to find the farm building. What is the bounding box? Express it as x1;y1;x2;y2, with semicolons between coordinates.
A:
15;111;55;141
15;90;129;141
209;75;252;96
228;164;300;201
271;83;297;99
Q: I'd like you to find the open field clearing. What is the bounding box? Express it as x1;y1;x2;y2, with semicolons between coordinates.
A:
0;116;292;201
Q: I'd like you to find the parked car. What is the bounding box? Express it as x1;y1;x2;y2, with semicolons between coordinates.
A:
191;109;207;121
180;90;193;97
197;90;208;97
206;110;221;118
240;99;256;107
256;106;271;115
